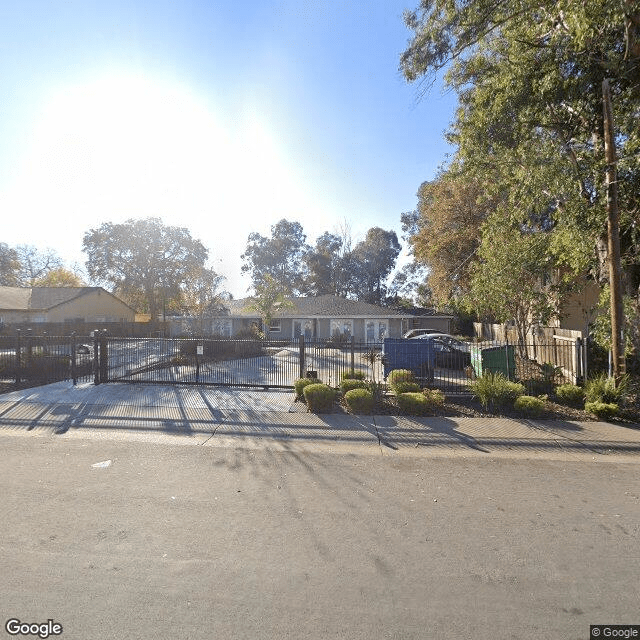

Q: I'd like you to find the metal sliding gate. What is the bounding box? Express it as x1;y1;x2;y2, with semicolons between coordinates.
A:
96;335;385;389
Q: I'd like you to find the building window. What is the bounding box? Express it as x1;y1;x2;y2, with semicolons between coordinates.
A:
293;319;313;340
330;319;353;338
213;320;232;337
366;320;387;342
269;320;281;333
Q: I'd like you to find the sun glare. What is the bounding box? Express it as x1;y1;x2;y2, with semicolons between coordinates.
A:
1;72;311;290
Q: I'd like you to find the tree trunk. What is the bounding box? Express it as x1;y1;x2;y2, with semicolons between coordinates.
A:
602;79;626;383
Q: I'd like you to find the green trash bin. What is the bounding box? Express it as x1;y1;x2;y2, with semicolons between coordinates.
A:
471;345;516;380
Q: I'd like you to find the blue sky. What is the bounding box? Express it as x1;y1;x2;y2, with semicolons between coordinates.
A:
0;0;456;296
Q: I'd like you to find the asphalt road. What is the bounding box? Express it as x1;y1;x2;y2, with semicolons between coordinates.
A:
1;433;638;640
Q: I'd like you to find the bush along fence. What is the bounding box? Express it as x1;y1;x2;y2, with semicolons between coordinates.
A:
0;332;588;396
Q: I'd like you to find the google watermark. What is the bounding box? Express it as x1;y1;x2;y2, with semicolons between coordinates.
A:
5;619;63;638
591;626;640;639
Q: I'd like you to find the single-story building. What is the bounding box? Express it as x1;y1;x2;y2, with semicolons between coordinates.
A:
400;307;454;337
168;295;453;341
0;286;137;325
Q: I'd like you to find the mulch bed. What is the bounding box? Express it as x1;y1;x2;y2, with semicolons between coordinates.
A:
338;393;640;425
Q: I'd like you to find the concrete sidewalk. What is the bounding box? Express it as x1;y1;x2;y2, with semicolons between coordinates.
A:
0;381;639;460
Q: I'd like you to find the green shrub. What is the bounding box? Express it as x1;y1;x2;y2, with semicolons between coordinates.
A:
585;373;628;404
555;383;585;406
514;395;545;417
392;381;421;395
294;377;321;400
585;401;619;420
468;372;525;409
526;378;553;396
340;378;368;394
422;388;445;407
303;383;336;413
365;380;385;405
387;369;415;387
344;388;375;414
341;369;366;381
396;392;431;416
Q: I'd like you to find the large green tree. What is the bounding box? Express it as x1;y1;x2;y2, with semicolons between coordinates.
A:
83;217;209;319
241;219;310;295
179;266;227;332
304;232;344;296
407;170;497;309
348;227;401;305
0;243;20;286
401;0;640;332
15;245;62;286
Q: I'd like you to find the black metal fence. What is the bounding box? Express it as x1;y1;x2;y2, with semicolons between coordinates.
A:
0;333;587;395
97;336;386;389
0;332;95;387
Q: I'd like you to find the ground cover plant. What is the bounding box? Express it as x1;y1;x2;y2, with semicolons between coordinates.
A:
514;395;545;417
555;383;585;406
584;401;619;420
468;372;525;409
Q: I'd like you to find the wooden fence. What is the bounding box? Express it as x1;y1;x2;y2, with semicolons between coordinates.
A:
473;323;586;384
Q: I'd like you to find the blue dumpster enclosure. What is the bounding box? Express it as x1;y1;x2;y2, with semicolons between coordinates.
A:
382;338;436;382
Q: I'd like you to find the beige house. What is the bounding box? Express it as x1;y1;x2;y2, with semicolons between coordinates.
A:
0;287;136;325
550;280;601;336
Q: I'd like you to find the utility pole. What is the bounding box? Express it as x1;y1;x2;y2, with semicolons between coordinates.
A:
602;79;626;384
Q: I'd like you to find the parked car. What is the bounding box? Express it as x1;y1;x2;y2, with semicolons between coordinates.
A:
76;344;92;354
403;328;442;339
411;333;471;369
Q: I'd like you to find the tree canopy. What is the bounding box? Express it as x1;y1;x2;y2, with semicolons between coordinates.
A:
82;217;209;319
401;0;640;329
33;266;84;287
15;245;62;286
0;243;20;286
241;219;310;295
241;219;404;305
349;227;402;305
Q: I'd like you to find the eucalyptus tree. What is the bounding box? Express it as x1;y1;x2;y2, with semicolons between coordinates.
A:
241;219;310;295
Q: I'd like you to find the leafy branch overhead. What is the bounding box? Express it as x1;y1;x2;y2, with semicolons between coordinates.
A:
400;0;640;339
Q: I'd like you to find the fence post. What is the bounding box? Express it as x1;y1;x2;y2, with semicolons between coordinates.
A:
299;335;305;380
505;338;511;380
580;337;588;384
350;336;355;374
70;331;77;386
99;329;109;383
26;328;32;370
42;331;49;385
15;329;21;385
93;330;100;385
